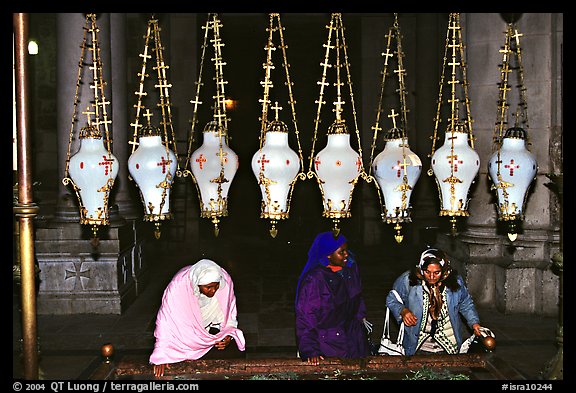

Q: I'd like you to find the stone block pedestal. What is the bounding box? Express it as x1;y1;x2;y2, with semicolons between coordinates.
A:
436;227;560;316
35;220;147;315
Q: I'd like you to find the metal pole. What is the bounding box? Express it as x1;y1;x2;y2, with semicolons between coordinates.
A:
13;12;40;380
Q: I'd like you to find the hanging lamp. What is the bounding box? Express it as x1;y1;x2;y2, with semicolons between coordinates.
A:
128;15;179;239
251;13;306;238
62;14;118;245
428;13;480;236
182;13;239;237
367;14;422;243
308;13;365;237
488;22;538;241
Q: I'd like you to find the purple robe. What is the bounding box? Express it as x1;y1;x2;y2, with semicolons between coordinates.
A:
295;261;369;359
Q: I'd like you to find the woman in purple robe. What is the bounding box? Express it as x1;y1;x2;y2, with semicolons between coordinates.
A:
295;231;371;365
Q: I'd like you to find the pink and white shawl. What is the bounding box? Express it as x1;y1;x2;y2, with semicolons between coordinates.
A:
149;259;246;365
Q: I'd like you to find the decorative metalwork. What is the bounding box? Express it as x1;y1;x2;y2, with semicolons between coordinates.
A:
308;13;365;236
128;15;179;239
428;13;479;235
62;13;117;243
368;14;422;243
182;13;238;237
251;13;306;238
488;22;537;241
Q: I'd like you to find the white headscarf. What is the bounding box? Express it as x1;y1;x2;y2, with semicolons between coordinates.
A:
418;248;447;272
189;259;226;297
188;259;227;329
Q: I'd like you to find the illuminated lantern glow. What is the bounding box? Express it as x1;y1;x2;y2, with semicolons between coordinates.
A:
372;127;422;225
190;121;239;231
128;125;177;226
431;123;480;220
251;119;300;237
488;127;537;240
314;120;362;222
68;124;118;229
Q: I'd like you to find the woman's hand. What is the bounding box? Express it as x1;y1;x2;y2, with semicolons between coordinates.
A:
400;307;417;326
306;355;324;365
472;323;482;336
214;335;233;350
153;363;170;377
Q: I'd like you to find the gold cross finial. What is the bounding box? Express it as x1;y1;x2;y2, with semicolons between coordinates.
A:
388;108;399;128
512;28;523;45
82;106;95;126
143;108;153;127
271;101;283;120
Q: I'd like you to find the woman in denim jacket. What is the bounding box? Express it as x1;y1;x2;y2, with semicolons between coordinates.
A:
386;248;482;356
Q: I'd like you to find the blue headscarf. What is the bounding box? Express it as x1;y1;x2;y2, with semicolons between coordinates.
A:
295;231;352;303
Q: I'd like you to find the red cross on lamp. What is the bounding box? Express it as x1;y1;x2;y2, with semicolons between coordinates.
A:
372;122;422;242
488;127;537;240
195;154;206;169
128;121;177;239
314;119;362;235
251;112;300;238
190;120;239;236
309;14;364;236
251;14;305;238
488;21;538;241
62;14;117;244
428;13;479;235
67;118;119;240
430;122;480;233
367;14;422;243
128;16;181;239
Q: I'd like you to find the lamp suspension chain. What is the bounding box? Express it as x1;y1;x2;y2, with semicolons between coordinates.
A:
488;20;537;242
428;13;479;236
62;13;116;244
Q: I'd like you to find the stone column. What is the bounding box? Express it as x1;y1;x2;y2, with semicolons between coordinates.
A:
54;13;92;222
359;13;393;246
35;13;144;314
412;13;445;245
438;13;561;316
109;12;140;221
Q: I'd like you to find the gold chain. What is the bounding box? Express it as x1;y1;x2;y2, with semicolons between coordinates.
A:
276;15;306;176
257;14;306;184
181;13;232;232
182;14;211;175
491;23;531;208
512;25;530;134
367;14;413;225
367;14;410;176
151;18;180;172
256;14;306;234
63;18;89;181
427;13;474;176
307;13;363;177
63;14;111;182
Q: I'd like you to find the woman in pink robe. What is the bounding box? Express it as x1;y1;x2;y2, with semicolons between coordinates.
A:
150;259;246;377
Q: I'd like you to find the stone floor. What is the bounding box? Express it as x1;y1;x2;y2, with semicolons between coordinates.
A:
13;232;562;382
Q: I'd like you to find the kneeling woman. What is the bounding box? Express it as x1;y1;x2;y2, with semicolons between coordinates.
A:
386;248;482;356
150;259;245;377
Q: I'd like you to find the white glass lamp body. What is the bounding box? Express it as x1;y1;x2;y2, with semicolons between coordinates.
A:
314;133;362;218
128;135;177;221
488;130;537;221
372;136;422;222
431;129;480;216
68;135;118;225
251;131;300;220
190;125;239;218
